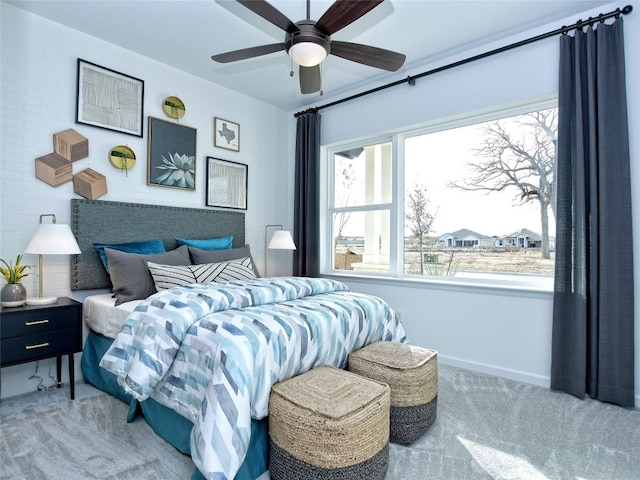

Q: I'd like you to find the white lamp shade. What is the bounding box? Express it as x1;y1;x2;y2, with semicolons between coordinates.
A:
289;42;327;67
25;224;81;255
268;230;297;250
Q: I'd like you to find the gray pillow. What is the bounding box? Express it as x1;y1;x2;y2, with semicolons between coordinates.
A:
188;244;261;277
105;245;191;305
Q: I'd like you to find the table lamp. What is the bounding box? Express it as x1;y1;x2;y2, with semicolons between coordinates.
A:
264;224;296;277
24;214;81;305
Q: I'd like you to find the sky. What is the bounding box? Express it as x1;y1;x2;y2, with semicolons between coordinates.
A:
404;119;555;238
334;109;557;240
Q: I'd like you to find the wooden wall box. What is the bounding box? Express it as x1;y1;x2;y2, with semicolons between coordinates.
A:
35;153;73;186
73;168;107;200
54;128;88;162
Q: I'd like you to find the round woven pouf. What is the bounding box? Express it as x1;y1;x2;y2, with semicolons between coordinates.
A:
348;341;438;445
268;365;390;480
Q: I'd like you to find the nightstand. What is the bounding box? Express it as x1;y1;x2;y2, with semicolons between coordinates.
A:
1;297;82;399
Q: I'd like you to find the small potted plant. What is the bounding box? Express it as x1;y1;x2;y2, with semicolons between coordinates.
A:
1;254;30;307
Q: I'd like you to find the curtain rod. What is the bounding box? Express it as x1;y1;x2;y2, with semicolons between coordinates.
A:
294;4;633;118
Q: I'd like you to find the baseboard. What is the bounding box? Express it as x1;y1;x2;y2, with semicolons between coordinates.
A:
437;354;551;389
438;355;640;409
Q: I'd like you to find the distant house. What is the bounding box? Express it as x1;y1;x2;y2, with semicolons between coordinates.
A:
438;229;494;248
504;228;544;248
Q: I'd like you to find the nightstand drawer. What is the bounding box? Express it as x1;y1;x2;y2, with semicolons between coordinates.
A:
0;306;78;338
1;328;80;365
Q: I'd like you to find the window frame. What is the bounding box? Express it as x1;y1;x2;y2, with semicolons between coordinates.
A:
322;98;557;291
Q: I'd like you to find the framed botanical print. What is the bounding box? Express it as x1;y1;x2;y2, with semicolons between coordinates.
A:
206;157;247;209
147;117;197;190
76;59;144;137
214;117;240;152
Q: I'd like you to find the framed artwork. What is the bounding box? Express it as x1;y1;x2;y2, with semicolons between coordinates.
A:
206;157;248;209
147;117;197;190
76;59;144;137
214;117;240;152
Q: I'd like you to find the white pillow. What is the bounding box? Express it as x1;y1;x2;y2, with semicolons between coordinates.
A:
147;257;256;290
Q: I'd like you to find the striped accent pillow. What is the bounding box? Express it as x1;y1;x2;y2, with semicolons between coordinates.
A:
147;257;256;290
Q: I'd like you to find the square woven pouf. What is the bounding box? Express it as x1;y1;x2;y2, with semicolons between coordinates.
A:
348;341;438;445
269;365;390;480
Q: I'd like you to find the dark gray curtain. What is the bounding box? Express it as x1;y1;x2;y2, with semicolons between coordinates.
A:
293;111;321;277
551;18;634;407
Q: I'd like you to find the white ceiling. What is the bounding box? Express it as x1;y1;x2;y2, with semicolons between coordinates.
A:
8;0;614;111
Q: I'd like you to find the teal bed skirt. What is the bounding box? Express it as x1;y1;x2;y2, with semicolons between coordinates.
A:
81;331;268;480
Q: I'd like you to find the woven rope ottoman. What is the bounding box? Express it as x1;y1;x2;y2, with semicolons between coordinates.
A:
268;365;390;480
348;341;438;445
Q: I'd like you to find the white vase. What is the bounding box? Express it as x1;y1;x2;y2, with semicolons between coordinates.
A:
1;283;27;307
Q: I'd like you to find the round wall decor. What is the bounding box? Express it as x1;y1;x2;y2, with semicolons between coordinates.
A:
109;145;136;173
162;96;186;119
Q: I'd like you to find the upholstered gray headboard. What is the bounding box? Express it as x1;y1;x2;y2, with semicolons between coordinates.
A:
70;199;245;290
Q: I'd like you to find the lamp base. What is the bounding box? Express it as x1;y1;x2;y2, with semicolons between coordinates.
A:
26;296;58;306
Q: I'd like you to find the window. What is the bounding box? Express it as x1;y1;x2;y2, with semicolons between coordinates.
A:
332;141;392;274
326;103;557;287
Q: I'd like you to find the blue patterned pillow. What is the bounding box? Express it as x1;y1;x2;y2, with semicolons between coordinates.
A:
176;236;233;250
94;239;166;273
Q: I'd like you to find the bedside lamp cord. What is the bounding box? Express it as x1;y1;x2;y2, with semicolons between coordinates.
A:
29;359;61;392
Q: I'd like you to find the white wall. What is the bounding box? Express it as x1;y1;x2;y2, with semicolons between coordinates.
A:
312;1;640;406
338;278;554;386
0;2;293;398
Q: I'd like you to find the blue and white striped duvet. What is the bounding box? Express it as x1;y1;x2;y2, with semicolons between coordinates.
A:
100;277;406;480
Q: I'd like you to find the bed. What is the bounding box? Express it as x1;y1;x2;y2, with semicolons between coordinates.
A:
71;199;406;480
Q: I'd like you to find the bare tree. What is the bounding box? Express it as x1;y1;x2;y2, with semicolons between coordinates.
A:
334;161;356;252
449;108;557;259
406;184;437;274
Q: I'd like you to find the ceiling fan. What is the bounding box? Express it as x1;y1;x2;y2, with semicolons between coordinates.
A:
211;0;406;94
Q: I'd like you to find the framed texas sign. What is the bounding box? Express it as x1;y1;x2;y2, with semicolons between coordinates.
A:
214;117;240;152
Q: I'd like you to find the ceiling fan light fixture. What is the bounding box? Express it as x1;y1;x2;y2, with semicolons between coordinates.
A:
289;42;327;67
285;20;330;68
289;41;327;67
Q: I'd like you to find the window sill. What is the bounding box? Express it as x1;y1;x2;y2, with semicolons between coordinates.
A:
322;271;554;298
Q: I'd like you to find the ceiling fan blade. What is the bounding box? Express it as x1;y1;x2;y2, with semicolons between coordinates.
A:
237;0;299;34
315;0;383;35
299;65;321;94
211;43;284;63
330;41;406;71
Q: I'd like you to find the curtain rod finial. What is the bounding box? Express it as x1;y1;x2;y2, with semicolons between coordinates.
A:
622;5;633;15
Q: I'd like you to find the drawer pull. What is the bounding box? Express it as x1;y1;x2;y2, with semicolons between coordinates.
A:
25;319;49;326
25;342;50;350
